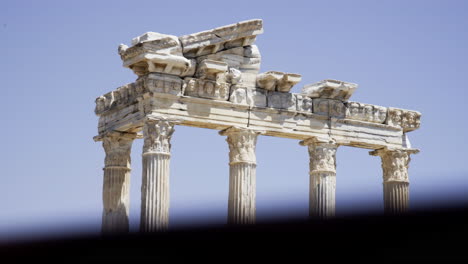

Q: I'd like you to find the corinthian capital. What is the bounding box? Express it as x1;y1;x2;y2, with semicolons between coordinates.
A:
300;138;338;173
219;127;264;164
142;117;179;155
370;148;419;183
101;132;138;168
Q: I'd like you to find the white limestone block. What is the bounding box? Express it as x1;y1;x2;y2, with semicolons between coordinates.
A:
302;79;358;101
196;59;229;80
119;32;194;77
146;73;184;96
183;77;230;101
267;91;296;111
196;46;261;88
179;19;264;58
386;107;421;131
296;94;312;113
256;71;301;92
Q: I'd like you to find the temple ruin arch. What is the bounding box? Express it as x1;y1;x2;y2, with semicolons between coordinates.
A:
94;19;421;233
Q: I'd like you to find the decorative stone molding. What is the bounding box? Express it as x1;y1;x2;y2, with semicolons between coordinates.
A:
195;46;261;88
179;19;263;58
196;59;229;80
94;19;423;232
386;107;421;132
118;32;196;77
256;71;302;92
183;77;230;100
142;118;179;155
313;99;347;118
219;127;264;165
296;94;313;113
346;101;387;123
369;148;419;183
267;91;296;111
302;79;358;101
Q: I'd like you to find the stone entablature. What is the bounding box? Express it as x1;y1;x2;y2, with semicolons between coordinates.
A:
95;77;421;134
94;19;422;232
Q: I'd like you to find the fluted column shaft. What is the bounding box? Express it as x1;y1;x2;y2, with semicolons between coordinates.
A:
220;127;263;225
140;118;177;232
301;138;338;219
101;132;137;233
370;148;419;214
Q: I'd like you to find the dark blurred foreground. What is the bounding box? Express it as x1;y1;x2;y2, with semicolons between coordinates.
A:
2;206;468;262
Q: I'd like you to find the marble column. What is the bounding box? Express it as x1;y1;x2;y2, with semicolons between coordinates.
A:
101;132;137;233
370;148;419;214
300;138;338;219
140;118;178;232
220;127;263;225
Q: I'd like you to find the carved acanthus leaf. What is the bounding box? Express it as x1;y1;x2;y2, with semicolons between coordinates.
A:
220;127;263;164
370;148;419;183
102;133;137;167
143;119;178;154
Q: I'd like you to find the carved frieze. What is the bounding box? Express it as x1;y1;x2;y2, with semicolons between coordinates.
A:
146;73;183;96
95;74;184;115
346;102;387;124
296;94;313;113
183;77;230;101
142;118;178;155
229;86;267;107
312;99;346;118
267;91;296;111
386;108;421;132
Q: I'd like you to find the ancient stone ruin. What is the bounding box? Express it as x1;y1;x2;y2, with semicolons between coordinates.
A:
94;19;421;233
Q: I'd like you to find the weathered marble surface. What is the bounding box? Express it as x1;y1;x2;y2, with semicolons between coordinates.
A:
256;71;301;92
220;127;264;224
95;19;423;232
118;33;195;77
370;148;419;214
302;79;358;101
300;138;338;219
179;19;263;58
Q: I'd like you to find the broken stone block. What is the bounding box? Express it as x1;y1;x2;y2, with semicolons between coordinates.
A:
302;79;358;101
196;59;228;80
196;46;261;88
118;32;195;77
256;71;301;92
179;19;264;58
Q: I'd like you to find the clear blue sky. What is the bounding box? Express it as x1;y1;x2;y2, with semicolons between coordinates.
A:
2;0;467;241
